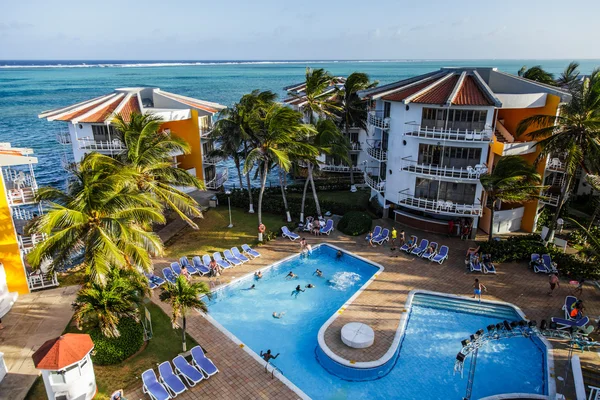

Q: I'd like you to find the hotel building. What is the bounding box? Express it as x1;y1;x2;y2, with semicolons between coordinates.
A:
358;67;571;237
39;87;228;191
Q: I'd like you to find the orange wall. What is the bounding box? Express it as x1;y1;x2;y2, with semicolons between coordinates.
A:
0;174;29;294
160;110;204;180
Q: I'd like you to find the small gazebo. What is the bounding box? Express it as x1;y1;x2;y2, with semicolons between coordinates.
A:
32;333;97;400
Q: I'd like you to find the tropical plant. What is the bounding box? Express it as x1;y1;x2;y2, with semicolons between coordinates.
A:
295;67;340;124
585;174;600;228
517;69;600;243
336;72;378;187
27;152;165;282
244;103;318;235
480;156;544;242
517;65;556;85
159;275;210;352
72;267;147;338
112;113;204;229
556;61;581;90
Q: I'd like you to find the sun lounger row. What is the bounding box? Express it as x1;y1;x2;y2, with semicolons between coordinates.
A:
530;253;558;274
282;220;334;241
469;257;496;274
398;234;449;264
147;245;262;287
366;226;390;245
142;346;218;400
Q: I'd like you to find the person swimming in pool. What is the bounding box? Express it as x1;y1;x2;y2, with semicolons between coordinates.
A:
260;349;280;363
286;271;297;280
314;269;323;277
272;312;286;319
254;270;263;279
242;284;256;290
336;250;343;260
305;283;315;289
291;285;305;297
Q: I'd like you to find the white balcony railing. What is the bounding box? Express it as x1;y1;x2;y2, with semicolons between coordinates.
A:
200;127;214;139
546;157;566;173
400;160;487;181
397;192;483;216
205;168;228;190
56;130;71;145
367;111;390;130
364;172;385;192
404;124;493;142
349;142;362;152
202;154;222;165
12;206;37;221
318;164;362;173
77;138;127;152
366;143;388;162
18;233;47;254
540;192;560;207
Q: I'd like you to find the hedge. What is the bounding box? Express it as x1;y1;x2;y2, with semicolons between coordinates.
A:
477;234;599;280
89;318;144;365
216;188;366;219
337;211;372;236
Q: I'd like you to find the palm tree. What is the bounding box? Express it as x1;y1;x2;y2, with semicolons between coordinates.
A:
480;156;544;242
567;218;600;263
209;117;245;189
336;72;378;188
27;152;165;282
159;275;210;352
585;174;600;229
245;103;318;238
72;267;146;338
300;119;349;220
556;61;581;89
517;65;556;85
112;113;204;229
517;69;600;243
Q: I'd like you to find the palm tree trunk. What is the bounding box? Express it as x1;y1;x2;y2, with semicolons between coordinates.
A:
588;199;599;230
234;157;244;190
488;198;496;242
257;161;269;241
346;121;355;188
308;164;322;217
279;169;291;222
544;173;573;244
243;142;255;213
182;315;187;352
300;171;310;222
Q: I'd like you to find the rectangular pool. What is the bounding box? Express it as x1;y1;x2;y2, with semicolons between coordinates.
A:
204;244;549;399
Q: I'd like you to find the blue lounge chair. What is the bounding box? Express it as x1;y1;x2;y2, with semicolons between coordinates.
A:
530;253;548;273
213;252;232;269
223;249;243;266
172;355;204;386
281;226;300;241
158;361;187;396
470;259;483;273
191;256;210;275
411;239;429;256
542;254;557;273
242;244;260;258
367;226;382;241
483;261;496;274
142;369;171;400
551;316;590;330
231;247;250;263
162;268;177;284
563;296;578;319
421;242;437;259
432;245;448;264
320;219;334;235
400;236;417;252
145;273;166;290
190;346;219;377
202;255;213;268
170;262;183;276
179;257;190;267
373;228;390;245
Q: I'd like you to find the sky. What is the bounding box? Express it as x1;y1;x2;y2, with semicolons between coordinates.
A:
1;0;599;60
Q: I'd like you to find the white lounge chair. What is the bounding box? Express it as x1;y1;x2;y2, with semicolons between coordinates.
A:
242;244;260;258
232;247;250;263
173;355;204;386
411;239;428;256
223;249;243;266
281;226;300;241
190;346;219;377
158;362;186;396
213;252;232;269
431;245;448;264
421;242;437;259
320;219;334;235
142;369;171;400
372;228;389;245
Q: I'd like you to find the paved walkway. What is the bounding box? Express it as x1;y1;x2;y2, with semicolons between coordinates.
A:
0;286;78;400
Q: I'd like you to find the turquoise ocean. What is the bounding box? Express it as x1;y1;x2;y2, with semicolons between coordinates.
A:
1;59;598;190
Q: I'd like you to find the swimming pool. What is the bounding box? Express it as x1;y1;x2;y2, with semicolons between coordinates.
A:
204;244;550;400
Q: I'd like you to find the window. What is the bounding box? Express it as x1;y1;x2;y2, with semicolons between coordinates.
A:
91;125;119;141
350;154;358;167
350;130;359;142
383;102;391;118
414;178;477;204
417;144;481;168
447;109;487;131
204;166;215;181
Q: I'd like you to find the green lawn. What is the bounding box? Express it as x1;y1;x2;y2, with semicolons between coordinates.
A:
26;302;197;400
165;206;286;258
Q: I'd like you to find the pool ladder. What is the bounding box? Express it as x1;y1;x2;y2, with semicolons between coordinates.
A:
265;362;284;379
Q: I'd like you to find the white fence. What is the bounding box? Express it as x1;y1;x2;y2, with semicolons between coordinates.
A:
397;193;483;216
405;124;492;142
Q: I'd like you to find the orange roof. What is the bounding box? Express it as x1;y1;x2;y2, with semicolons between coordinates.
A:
413;75;460;104
382;80;435;101
453;75;492;106
55;102;106;122
117;96;141;122
79;97;122;123
32;333;94;370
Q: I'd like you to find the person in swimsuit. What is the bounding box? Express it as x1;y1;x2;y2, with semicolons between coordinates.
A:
286;271;297;280
180;265;191;281
314;269;323;277
336;250;343;260
272;312;285;319
472;279;487;302
305;283;315;288
254;270;263;279
260;349;280;363
548;273;559;296
291;285;305;297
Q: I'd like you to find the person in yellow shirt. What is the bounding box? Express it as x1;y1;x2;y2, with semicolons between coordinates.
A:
391;227;398;249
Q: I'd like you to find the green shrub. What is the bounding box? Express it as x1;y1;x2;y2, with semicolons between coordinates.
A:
477;235;599;280
337;211;372;236
569;225;600;246
90;318;144;365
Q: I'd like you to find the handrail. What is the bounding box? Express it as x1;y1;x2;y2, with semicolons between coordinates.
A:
367;111;390;130
56;130;71;145
400;160;487;180
7;187;37;206
318;163;362;173
364;171;385;192
397;192;483;216
18;233;47;254
3;168;38;190
205;168;228;190
404;124;492;142
202;155;222;165
495;120;514;143
541;192;560;207
77;138;127;151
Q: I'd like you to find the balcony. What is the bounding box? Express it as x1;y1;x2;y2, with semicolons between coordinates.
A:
12;206;39;221
540;192;560;207
397;192;483;216
199;116;214;139
349;142;362;152
202;154;222;165
400;160;487;181
366;140;387;162
18;233;47;255
56;130;71;145
200;126;214;140
367;111;390;131
546;157;566;173
404;124;493;143
364;172;385;193
77;138;127;153
3;168;38;206
318;163;362;173
205;168;228;190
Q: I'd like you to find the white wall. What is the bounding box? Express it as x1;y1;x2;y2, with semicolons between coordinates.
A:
41;354;97;400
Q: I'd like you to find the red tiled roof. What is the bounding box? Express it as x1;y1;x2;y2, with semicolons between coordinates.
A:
413;74;460;104
116;96;141;122
453;75;493;106
79;96;123;123
55;102;107;122
382;79;435;101
32;333;94;370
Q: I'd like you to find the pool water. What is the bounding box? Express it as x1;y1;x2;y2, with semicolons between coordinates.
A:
205;245;547;400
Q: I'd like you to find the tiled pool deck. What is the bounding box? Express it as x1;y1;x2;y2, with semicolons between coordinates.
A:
118;220;600;399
